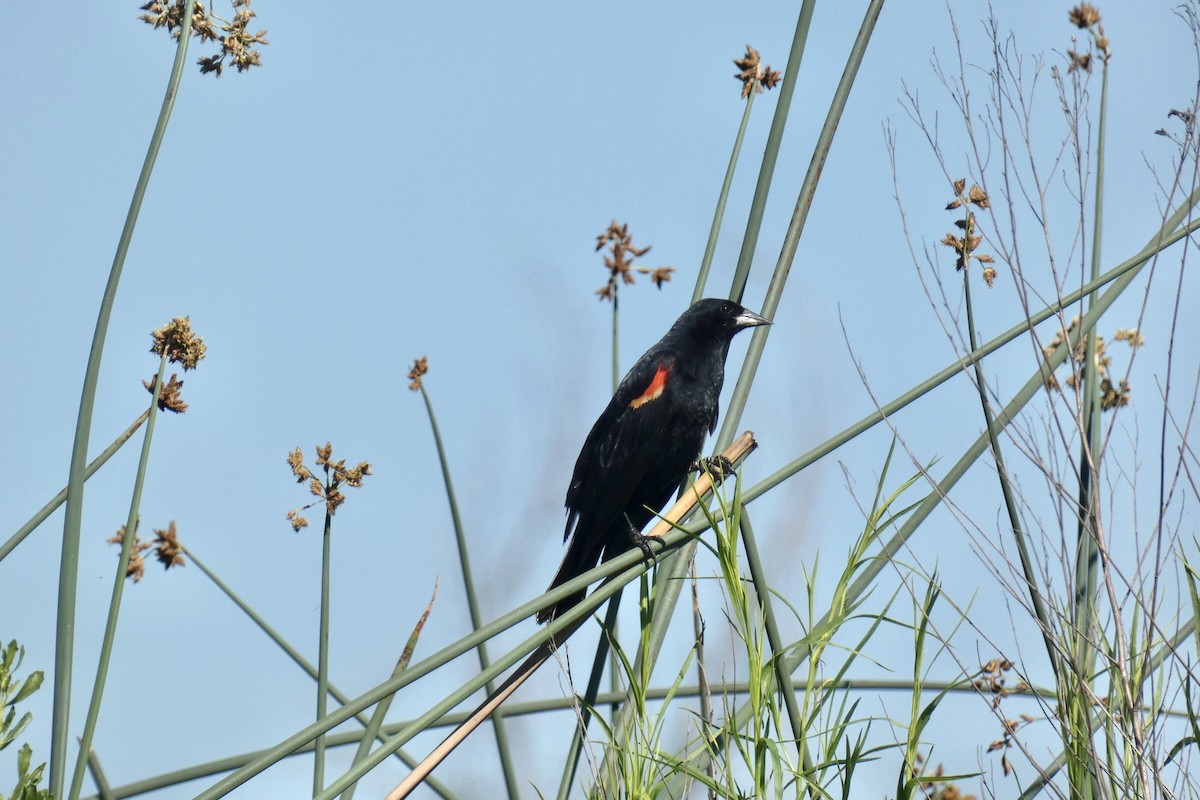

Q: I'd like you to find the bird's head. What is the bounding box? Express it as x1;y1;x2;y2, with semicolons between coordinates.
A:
675;298;771;344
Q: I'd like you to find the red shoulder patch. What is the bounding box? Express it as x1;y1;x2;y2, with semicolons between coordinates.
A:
629;362;671;409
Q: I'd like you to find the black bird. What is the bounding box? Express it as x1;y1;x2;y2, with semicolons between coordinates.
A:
538;298;770;623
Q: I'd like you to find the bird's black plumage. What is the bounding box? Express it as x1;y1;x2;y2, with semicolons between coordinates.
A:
538;298;769;623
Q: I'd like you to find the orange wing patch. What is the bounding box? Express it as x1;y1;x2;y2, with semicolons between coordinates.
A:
630;362;671;409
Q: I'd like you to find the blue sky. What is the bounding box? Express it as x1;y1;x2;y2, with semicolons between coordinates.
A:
2;2;1198;798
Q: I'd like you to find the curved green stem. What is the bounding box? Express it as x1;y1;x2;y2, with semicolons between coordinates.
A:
51;3;196;794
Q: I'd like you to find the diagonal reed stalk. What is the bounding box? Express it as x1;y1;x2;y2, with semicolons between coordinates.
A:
414;381;521;799
1;409;150;563
51;3;196;794
67;356;168;800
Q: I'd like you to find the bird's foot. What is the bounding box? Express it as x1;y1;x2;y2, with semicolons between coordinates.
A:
628;528;659;562
689;455;735;482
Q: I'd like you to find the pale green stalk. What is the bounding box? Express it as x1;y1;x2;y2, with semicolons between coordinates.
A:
726;0;818;302
67;353;168;800
416;383;519;799
692;90;758;304
51;5;196;793
2;409;149;563
1067;39;1110;800
84;748;114;800
962;260;1059;679
314;508;332;795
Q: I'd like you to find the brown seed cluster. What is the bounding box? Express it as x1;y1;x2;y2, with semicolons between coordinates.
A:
139;0;268;77
986;713;1037;777
1042;319;1141;410
143;373;189;413
285;443;372;531
150;316;207;371
593;220;674;301
733;46;782;99
942;179;997;286
153;520;187;569
407;356;429;392
1066;4;1110;74
107;519;187;582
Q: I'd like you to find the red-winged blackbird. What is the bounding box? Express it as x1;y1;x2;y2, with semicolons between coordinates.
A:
538;298;770;624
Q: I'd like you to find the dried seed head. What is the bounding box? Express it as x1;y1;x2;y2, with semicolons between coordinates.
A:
150;316;207;370
407;355;428;391
593;221;670;300
1068;3;1101;28
286;509;309;532
1067;50;1093;74
108;521;151;583
143;373;189;413
153;520;187;570
733;45;782;99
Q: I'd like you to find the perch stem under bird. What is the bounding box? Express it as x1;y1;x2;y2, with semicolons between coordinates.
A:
386;431;759;800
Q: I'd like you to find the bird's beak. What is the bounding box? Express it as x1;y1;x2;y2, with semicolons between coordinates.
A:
734;309;771;329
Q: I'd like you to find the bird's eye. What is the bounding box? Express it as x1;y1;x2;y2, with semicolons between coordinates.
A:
722;303;732;314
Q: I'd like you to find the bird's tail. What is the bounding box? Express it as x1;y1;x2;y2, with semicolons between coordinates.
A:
537;530;606;624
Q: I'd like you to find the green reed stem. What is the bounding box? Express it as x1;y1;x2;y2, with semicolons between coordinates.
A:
67;355;168;800
2;409;150;563
84;747;114;800
51;5;197;792
726;0;818;303
417;383;520;799
313;508;332;795
962;254;1059;680
692;91;757;304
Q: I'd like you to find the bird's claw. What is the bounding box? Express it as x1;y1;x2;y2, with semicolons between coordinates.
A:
689;455;735;482
628;529;658;562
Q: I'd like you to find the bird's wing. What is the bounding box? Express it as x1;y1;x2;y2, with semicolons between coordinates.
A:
563;351;677;541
